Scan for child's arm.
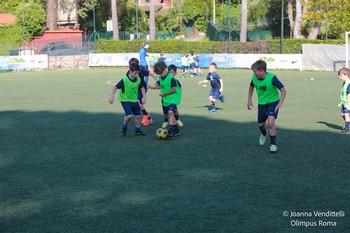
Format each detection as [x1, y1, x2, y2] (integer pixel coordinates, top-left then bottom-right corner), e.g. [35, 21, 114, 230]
[160, 87, 176, 97]
[275, 87, 287, 111]
[109, 86, 117, 104]
[149, 72, 159, 82]
[148, 81, 160, 90]
[219, 79, 224, 93]
[140, 87, 146, 104]
[198, 79, 208, 85]
[247, 85, 254, 110]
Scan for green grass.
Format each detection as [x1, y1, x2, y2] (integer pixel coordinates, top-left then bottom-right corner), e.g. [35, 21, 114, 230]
[0, 68, 349, 233]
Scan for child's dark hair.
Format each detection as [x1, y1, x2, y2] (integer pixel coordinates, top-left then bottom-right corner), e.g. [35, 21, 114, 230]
[154, 61, 167, 75]
[168, 64, 177, 73]
[129, 57, 139, 66]
[251, 60, 267, 72]
[129, 62, 140, 72]
[209, 63, 217, 68]
[338, 67, 350, 76]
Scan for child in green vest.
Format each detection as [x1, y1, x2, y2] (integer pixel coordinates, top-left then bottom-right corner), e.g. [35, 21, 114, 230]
[109, 63, 146, 136]
[337, 67, 350, 133]
[247, 60, 287, 153]
[150, 61, 182, 137]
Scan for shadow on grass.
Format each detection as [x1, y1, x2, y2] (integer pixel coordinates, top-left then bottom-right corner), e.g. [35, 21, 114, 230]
[0, 110, 349, 233]
[317, 121, 343, 130]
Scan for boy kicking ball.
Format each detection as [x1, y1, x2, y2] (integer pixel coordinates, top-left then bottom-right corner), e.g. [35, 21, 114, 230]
[247, 60, 286, 153]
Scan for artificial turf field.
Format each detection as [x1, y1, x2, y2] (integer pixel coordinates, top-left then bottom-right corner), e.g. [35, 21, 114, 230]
[0, 68, 349, 233]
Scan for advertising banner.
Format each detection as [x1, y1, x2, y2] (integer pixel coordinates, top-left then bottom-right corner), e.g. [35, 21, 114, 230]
[0, 55, 48, 70]
[88, 53, 302, 70]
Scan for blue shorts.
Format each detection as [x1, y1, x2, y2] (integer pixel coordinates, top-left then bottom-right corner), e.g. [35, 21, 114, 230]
[181, 66, 188, 71]
[163, 103, 178, 113]
[257, 101, 279, 124]
[121, 102, 141, 116]
[210, 89, 221, 101]
[140, 65, 150, 77]
[189, 63, 196, 69]
[341, 105, 350, 114]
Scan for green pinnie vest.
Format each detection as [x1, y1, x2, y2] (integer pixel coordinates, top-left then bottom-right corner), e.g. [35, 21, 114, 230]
[159, 73, 181, 107]
[252, 72, 280, 105]
[339, 79, 350, 110]
[118, 75, 141, 102]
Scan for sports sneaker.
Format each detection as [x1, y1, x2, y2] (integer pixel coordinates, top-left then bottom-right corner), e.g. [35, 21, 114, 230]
[341, 127, 350, 133]
[143, 117, 153, 126]
[208, 106, 216, 112]
[134, 130, 146, 136]
[259, 133, 267, 146]
[141, 115, 149, 125]
[270, 145, 278, 153]
[167, 129, 174, 138]
[176, 119, 184, 127]
[174, 128, 181, 137]
[162, 121, 168, 129]
[120, 127, 127, 137]
[220, 94, 225, 103]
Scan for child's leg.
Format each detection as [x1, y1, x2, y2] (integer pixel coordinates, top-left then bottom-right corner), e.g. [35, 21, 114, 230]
[135, 114, 142, 128]
[343, 112, 350, 130]
[267, 115, 277, 145]
[175, 110, 183, 127]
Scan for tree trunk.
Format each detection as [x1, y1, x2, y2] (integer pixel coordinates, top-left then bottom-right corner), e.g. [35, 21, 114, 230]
[111, 0, 119, 40]
[149, 0, 156, 40]
[287, 0, 294, 39]
[47, 0, 58, 30]
[307, 22, 322, 39]
[240, 0, 248, 42]
[293, 0, 302, 38]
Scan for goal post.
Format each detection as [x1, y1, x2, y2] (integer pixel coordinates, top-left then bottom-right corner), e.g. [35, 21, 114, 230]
[346, 32, 350, 68]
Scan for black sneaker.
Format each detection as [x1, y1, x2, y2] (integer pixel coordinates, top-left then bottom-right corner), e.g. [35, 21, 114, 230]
[341, 128, 350, 133]
[174, 128, 181, 137]
[135, 130, 146, 136]
[167, 129, 174, 137]
[120, 127, 127, 137]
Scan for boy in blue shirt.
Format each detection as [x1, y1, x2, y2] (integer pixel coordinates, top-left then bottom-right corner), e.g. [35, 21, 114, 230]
[109, 63, 146, 136]
[198, 63, 225, 112]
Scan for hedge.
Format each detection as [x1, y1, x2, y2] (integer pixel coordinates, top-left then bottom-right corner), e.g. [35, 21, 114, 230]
[97, 38, 345, 54]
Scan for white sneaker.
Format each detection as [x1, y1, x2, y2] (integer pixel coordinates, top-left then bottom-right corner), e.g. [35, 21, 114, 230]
[259, 133, 267, 146]
[270, 145, 278, 153]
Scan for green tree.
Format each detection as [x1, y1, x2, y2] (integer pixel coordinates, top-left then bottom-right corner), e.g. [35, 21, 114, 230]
[182, 0, 211, 32]
[14, 1, 46, 40]
[303, 0, 350, 39]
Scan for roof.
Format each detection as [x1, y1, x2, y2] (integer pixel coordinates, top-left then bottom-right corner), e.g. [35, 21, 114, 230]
[0, 13, 16, 27]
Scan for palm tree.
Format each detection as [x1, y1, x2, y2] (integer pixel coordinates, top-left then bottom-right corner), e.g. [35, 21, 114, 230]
[47, 0, 58, 30]
[149, 0, 156, 40]
[111, 0, 119, 40]
[240, 0, 248, 42]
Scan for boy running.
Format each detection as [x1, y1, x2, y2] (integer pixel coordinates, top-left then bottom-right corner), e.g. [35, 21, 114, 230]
[109, 63, 146, 137]
[247, 60, 286, 153]
[198, 63, 225, 112]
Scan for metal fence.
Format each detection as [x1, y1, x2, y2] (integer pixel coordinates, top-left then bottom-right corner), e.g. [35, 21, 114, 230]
[206, 20, 272, 42]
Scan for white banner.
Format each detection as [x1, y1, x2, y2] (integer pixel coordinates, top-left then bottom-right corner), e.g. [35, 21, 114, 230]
[88, 53, 302, 70]
[0, 55, 48, 70]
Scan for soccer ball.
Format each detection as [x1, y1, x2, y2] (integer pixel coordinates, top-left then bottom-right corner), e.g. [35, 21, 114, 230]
[156, 128, 168, 139]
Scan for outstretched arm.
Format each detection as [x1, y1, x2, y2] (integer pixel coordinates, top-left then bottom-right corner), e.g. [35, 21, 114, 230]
[198, 79, 209, 85]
